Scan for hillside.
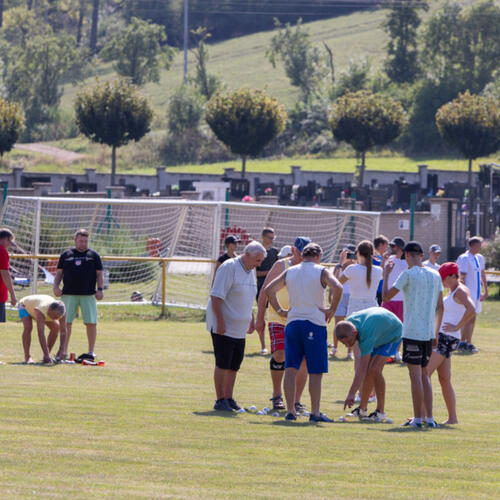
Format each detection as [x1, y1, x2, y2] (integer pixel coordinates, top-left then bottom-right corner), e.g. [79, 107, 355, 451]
[61, 9, 389, 113]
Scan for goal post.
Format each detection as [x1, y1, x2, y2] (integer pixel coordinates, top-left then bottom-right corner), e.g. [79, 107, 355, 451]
[1, 196, 380, 310]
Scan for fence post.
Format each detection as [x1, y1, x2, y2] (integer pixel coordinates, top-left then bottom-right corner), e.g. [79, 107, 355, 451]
[161, 259, 166, 317]
[32, 198, 42, 294]
[410, 193, 416, 241]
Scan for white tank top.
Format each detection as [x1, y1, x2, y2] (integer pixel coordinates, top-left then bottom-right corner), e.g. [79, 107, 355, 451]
[439, 287, 466, 339]
[285, 262, 326, 327]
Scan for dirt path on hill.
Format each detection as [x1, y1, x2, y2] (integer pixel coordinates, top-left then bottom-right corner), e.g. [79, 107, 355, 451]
[15, 143, 86, 163]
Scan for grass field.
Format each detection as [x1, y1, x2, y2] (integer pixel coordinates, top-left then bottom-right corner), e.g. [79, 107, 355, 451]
[1, 301, 499, 498]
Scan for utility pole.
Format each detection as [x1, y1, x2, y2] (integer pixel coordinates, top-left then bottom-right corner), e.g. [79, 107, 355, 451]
[183, 0, 188, 83]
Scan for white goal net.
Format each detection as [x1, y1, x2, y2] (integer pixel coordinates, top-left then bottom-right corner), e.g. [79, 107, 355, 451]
[1, 197, 380, 309]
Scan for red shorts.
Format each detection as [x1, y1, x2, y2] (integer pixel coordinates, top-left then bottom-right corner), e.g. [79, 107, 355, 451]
[381, 300, 404, 323]
[269, 322, 285, 353]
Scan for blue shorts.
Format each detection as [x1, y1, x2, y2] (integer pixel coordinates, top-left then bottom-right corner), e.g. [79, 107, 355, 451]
[19, 307, 30, 320]
[285, 320, 328, 374]
[372, 341, 399, 357]
[335, 293, 349, 317]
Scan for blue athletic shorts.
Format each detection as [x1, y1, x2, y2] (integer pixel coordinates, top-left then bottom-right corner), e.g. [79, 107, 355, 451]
[372, 341, 399, 358]
[285, 320, 328, 374]
[19, 307, 30, 320]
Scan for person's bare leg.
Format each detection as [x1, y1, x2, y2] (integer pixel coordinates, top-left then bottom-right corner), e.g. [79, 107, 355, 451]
[284, 367, 298, 415]
[362, 356, 386, 413]
[295, 358, 307, 404]
[22, 317, 33, 363]
[214, 366, 226, 400]
[47, 320, 59, 352]
[332, 317, 344, 354]
[309, 373, 323, 416]
[65, 323, 73, 354]
[407, 364, 424, 419]
[422, 369, 433, 421]
[223, 369, 238, 399]
[257, 329, 266, 351]
[437, 358, 458, 424]
[85, 323, 97, 353]
[271, 350, 285, 398]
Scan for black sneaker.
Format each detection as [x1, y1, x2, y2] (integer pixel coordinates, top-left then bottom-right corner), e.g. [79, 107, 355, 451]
[309, 413, 334, 423]
[213, 398, 234, 411]
[270, 395, 285, 410]
[294, 401, 307, 414]
[227, 398, 242, 411]
[466, 343, 478, 354]
[76, 352, 95, 364]
[285, 412, 297, 421]
[457, 342, 467, 352]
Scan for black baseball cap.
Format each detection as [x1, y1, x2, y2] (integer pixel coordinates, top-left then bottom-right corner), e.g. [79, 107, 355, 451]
[389, 237, 405, 249]
[224, 235, 240, 245]
[404, 241, 424, 254]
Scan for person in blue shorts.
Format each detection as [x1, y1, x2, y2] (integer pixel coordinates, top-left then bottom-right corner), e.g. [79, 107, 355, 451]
[335, 307, 403, 422]
[266, 243, 342, 423]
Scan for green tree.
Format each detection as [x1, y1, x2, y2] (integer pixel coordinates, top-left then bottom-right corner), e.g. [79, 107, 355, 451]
[383, 0, 427, 84]
[1, 32, 85, 135]
[266, 18, 326, 103]
[189, 27, 224, 100]
[329, 90, 408, 186]
[101, 17, 174, 85]
[167, 85, 205, 135]
[206, 89, 287, 178]
[75, 79, 154, 185]
[421, 1, 500, 93]
[436, 91, 500, 189]
[332, 58, 372, 99]
[0, 98, 24, 156]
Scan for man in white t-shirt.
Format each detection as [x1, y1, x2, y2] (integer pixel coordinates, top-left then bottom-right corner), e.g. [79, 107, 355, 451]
[207, 241, 267, 412]
[423, 244, 441, 272]
[383, 241, 444, 428]
[456, 236, 488, 353]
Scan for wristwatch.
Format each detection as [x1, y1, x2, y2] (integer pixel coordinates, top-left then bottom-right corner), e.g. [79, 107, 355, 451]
[97, 287, 103, 291]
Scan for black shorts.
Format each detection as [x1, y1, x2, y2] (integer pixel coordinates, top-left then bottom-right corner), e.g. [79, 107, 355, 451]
[402, 338, 433, 367]
[0, 302, 5, 322]
[211, 332, 245, 371]
[435, 333, 460, 359]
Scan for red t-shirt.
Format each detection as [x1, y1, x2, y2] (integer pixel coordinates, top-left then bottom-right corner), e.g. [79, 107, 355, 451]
[0, 245, 9, 303]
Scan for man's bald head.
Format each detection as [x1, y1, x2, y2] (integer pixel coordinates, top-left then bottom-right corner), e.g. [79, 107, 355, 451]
[335, 321, 357, 346]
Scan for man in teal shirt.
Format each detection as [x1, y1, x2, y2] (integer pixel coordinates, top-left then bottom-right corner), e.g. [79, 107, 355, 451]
[335, 307, 402, 422]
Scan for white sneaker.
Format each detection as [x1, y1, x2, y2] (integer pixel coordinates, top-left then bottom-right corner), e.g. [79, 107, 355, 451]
[347, 352, 354, 360]
[368, 409, 387, 422]
[349, 406, 368, 419]
[329, 347, 337, 357]
[368, 394, 377, 403]
[395, 352, 402, 362]
[355, 393, 361, 402]
[261, 348, 268, 355]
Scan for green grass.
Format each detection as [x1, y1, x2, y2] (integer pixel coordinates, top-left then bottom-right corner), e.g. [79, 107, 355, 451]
[0, 301, 499, 498]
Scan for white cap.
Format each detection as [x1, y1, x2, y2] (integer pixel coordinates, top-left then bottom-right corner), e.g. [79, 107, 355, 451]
[278, 245, 292, 258]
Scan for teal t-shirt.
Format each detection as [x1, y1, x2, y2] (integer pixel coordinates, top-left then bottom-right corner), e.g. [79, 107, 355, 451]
[394, 266, 443, 341]
[348, 307, 403, 357]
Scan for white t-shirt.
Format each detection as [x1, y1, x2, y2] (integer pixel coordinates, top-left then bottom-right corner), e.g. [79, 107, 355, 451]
[343, 264, 382, 299]
[286, 261, 326, 327]
[386, 256, 408, 301]
[206, 257, 257, 339]
[457, 251, 485, 302]
[394, 266, 443, 341]
[423, 260, 440, 272]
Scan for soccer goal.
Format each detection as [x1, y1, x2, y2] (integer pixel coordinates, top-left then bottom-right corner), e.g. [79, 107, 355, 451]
[1, 196, 380, 309]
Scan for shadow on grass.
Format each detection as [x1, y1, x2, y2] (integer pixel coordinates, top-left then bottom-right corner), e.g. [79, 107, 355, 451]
[9, 361, 57, 368]
[245, 352, 270, 358]
[329, 357, 353, 363]
[368, 424, 457, 433]
[193, 411, 238, 418]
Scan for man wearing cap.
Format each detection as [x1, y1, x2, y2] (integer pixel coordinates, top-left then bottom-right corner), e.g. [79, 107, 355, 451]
[265, 243, 343, 423]
[424, 245, 442, 271]
[426, 262, 476, 424]
[383, 241, 444, 428]
[256, 237, 311, 413]
[456, 236, 488, 353]
[381, 237, 408, 324]
[207, 241, 267, 412]
[212, 234, 240, 285]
